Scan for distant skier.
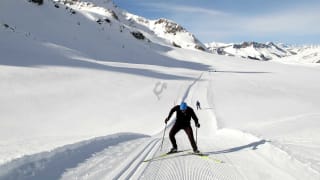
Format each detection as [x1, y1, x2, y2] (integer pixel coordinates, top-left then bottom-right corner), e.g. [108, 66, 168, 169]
[165, 102, 200, 153]
[196, 100, 201, 110]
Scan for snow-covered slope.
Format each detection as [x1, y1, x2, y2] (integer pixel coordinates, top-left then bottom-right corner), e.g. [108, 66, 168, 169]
[118, 10, 207, 51]
[206, 41, 320, 63]
[1, 0, 320, 179]
[278, 45, 320, 63]
[81, 0, 207, 52]
[206, 41, 293, 60]
[148, 18, 207, 51]
[0, 0, 211, 164]
[0, 0, 206, 57]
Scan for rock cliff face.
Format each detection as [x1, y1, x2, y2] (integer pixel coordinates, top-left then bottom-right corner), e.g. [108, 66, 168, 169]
[150, 18, 207, 51]
[154, 18, 186, 34]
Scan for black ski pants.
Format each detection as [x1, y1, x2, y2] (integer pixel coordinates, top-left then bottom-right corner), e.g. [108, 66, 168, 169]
[169, 123, 198, 151]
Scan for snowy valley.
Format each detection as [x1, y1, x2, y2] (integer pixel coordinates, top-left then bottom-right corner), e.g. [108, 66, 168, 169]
[0, 0, 320, 179]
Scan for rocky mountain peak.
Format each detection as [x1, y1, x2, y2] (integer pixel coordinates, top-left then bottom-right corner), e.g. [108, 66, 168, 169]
[154, 18, 186, 34]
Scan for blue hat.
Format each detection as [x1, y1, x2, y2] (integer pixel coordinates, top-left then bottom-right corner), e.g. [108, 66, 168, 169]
[180, 102, 187, 110]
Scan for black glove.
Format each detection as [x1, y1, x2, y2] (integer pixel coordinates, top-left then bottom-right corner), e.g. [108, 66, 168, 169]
[196, 123, 200, 128]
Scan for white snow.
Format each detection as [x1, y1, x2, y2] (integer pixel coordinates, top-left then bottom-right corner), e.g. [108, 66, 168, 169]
[206, 41, 293, 60]
[278, 46, 320, 63]
[1, 0, 320, 179]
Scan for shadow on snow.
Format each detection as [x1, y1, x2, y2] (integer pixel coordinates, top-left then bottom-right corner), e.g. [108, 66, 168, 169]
[0, 133, 148, 180]
[207, 139, 270, 155]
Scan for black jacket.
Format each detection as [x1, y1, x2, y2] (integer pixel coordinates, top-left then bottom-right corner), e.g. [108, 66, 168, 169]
[167, 105, 199, 126]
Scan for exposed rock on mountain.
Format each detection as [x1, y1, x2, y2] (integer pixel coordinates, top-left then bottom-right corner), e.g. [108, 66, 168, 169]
[206, 41, 294, 61]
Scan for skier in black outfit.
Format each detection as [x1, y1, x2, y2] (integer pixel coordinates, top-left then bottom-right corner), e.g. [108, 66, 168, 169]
[196, 100, 201, 110]
[165, 102, 200, 153]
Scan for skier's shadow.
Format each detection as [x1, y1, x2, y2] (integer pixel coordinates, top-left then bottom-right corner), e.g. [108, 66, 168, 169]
[206, 139, 270, 155]
[146, 140, 270, 162]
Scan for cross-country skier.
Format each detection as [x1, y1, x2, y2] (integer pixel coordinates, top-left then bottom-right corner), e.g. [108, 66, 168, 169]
[165, 102, 200, 153]
[196, 100, 201, 110]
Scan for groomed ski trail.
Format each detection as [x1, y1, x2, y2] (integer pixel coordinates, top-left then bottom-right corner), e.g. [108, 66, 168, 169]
[60, 71, 245, 180]
[131, 71, 318, 180]
[60, 71, 320, 179]
[2, 72, 319, 180]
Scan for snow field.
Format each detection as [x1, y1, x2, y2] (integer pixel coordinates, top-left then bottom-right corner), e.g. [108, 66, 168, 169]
[1, 0, 320, 179]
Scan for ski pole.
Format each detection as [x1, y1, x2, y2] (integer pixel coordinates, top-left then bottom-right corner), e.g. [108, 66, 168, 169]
[195, 126, 198, 146]
[160, 123, 167, 151]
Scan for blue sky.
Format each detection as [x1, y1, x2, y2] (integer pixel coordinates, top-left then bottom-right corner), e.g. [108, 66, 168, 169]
[113, 0, 320, 45]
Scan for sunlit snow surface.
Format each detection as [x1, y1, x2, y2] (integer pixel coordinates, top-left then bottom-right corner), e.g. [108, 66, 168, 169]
[0, 0, 319, 179]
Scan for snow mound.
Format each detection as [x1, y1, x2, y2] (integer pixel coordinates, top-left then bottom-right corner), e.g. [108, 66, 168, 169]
[0, 133, 147, 180]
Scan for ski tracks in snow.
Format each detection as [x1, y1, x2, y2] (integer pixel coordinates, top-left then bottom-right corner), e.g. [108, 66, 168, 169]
[62, 71, 244, 180]
[2, 71, 320, 179]
[139, 137, 241, 180]
[0, 133, 148, 180]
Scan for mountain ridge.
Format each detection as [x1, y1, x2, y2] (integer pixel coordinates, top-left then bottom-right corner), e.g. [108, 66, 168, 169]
[2, 0, 319, 63]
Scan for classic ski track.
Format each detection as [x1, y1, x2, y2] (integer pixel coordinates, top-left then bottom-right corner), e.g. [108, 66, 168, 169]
[57, 70, 318, 179]
[133, 71, 244, 180]
[58, 71, 310, 179]
[111, 138, 160, 179]
[138, 137, 242, 180]
[53, 71, 318, 179]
